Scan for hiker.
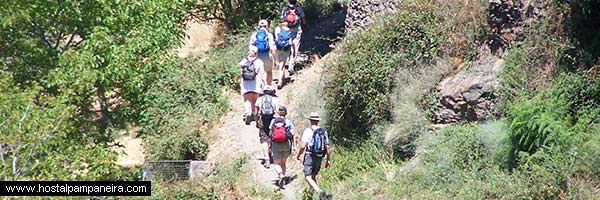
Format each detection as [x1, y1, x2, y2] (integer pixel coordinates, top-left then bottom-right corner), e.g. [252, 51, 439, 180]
[296, 112, 331, 199]
[273, 19, 295, 89]
[249, 19, 276, 86]
[255, 85, 278, 169]
[280, 0, 306, 67]
[239, 46, 264, 125]
[269, 106, 295, 187]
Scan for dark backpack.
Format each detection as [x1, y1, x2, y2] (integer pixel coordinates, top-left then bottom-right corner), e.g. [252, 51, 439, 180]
[285, 7, 300, 28]
[271, 117, 288, 142]
[276, 29, 292, 50]
[308, 127, 327, 157]
[260, 95, 275, 116]
[240, 58, 257, 80]
[254, 29, 270, 53]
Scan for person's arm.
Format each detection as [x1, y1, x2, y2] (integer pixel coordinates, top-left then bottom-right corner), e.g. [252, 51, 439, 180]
[325, 144, 331, 168]
[296, 141, 306, 161]
[249, 32, 256, 47]
[298, 7, 307, 25]
[255, 99, 261, 128]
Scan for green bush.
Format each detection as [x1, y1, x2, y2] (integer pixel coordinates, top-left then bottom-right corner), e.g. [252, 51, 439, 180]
[139, 59, 228, 160]
[323, 1, 444, 142]
[300, 0, 345, 20]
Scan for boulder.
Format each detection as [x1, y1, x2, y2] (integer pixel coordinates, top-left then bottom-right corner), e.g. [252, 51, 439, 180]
[434, 46, 503, 123]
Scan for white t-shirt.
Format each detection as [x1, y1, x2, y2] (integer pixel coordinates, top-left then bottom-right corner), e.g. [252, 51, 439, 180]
[301, 125, 329, 147]
[255, 95, 278, 114]
[239, 57, 263, 95]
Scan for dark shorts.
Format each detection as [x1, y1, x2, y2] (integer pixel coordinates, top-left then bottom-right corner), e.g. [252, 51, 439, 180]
[259, 128, 270, 143]
[258, 114, 273, 143]
[303, 153, 323, 175]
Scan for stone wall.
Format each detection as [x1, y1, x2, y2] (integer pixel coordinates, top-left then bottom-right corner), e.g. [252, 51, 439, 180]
[345, 0, 401, 33]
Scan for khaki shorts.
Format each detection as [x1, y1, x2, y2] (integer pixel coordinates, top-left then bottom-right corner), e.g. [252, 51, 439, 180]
[277, 49, 291, 62]
[258, 52, 273, 72]
[271, 141, 291, 160]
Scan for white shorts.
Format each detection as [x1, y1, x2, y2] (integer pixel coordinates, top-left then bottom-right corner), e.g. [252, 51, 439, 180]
[240, 79, 262, 96]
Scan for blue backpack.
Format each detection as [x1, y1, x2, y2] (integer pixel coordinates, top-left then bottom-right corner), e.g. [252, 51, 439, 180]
[308, 127, 327, 157]
[254, 29, 270, 53]
[276, 29, 292, 50]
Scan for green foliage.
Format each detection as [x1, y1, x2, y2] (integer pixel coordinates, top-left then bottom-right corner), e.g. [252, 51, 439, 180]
[0, 0, 192, 180]
[190, 0, 286, 31]
[199, 32, 251, 91]
[505, 73, 600, 170]
[323, 1, 445, 142]
[149, 155, 282, 199]
[139, 62, 228, 160]
[300, 0, 344, 20]
[1, 0, 190, 132]
[0, 74, 126, 180]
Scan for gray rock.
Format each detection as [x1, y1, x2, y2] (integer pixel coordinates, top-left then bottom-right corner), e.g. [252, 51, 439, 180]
[345, 0, 401, 34]
[189, 161, 213, 180]
[433, 46, 504, 123]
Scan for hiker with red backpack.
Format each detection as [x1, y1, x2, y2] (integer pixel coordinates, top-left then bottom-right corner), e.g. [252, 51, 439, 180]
[296, 112, 332, 199]
[273, 19, 296, 89]
[239, 46, 264, 125]
[249, 20, 276, 86]
[268, 106, 295, 188]
[280, 0, 306, 69]
[255, 85, 278, 169]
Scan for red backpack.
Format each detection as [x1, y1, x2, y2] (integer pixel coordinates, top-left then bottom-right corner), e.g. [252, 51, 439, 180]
[271, 116, 288, 142]
[285, 7, 299, 27]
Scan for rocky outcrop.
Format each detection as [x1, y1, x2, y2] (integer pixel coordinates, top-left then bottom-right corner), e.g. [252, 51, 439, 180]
[345, 0, 401, 33]
[432, 0, 544, 123]
[433, 46, 503, 124]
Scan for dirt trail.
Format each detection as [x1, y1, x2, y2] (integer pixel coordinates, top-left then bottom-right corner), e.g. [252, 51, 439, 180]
[207, 10, 346, 200]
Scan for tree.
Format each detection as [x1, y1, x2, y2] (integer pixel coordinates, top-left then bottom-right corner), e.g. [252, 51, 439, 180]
[190, 0, 285, 30]
[1, 0, 190, 137]
[0, 0, 193, 180]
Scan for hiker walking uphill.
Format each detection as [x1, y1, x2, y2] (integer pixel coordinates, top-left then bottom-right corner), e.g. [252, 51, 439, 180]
[274, 19, 296, 89]
[255, 85, 278, 169]
[268, 106, 295, 188]
[296, 112, 332, 199]
[239, 46, 264, 125]
[280, 0, 306, 67]
[249, 20, 276, 87]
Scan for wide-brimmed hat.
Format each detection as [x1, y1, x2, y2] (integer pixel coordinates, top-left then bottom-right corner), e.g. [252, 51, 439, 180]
[307, 112, 321, 121]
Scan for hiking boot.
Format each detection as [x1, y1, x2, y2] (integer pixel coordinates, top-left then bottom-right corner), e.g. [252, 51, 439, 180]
[243, 112, 251, 125]
[317, 190, 327, 200]
[277, 174, 285, 188]
[245, 113, 253, 125]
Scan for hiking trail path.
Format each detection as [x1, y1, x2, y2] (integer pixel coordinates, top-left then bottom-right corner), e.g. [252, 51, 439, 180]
[207, 10, 346, 200]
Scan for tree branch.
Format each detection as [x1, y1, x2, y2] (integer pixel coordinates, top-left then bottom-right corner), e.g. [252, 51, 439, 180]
[17, 104, 31, 130]
[62, 27, 79, 51]
[14, 109, 68, 180]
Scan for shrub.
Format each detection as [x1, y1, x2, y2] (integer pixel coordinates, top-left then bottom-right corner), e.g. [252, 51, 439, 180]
[323, 1, 444, 142]
[139, 60, 228, 160]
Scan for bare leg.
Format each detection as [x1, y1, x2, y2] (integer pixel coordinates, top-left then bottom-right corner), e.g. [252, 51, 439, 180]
[261, 141, 270, 160]
[246, 93, 259, 117]
[304, 175, 321, 192]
